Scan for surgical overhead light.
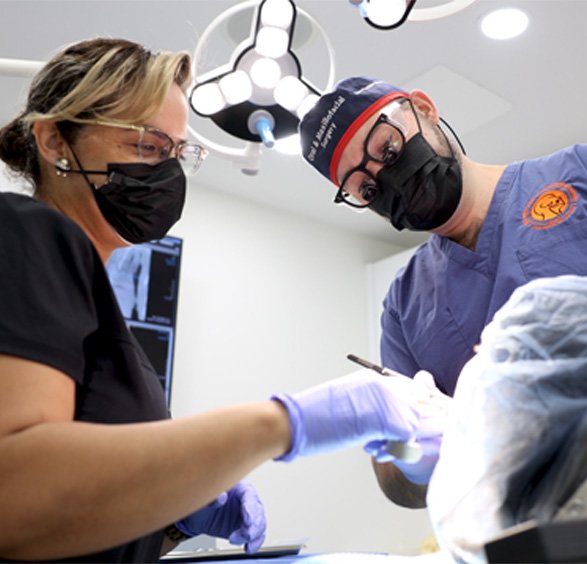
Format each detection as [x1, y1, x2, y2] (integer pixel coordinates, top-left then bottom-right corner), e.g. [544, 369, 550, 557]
[189, 0, 334, 175]
[349, 0, 478, 30]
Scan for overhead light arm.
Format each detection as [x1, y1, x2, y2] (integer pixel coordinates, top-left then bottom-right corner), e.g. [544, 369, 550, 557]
[0, 58, 44, 77]
[408, 0, 478, 21]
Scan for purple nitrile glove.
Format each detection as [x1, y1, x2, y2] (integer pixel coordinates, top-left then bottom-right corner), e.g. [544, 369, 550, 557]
[175, 482, 266, 554]
[365, 435, 443, 484]
[272, 369, 427, 461]
[364, 370, 450, 484]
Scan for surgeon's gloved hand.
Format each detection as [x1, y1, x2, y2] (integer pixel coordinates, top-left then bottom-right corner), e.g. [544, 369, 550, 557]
[272, 368, 441, 461]
[366, 435, 443, 485]
[364, 371, 451, 484]
[175, 482, 266, 554]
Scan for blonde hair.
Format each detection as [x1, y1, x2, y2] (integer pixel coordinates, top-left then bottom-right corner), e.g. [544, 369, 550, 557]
[0, 37, 192, 186]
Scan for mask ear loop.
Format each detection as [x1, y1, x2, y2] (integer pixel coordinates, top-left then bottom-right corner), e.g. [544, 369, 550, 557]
[439, 116, 467, 156]
[406, 97, 466, 157]
[63, 141, 110, 190]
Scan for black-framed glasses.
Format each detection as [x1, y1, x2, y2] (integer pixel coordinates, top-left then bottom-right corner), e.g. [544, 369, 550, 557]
[83, 119, 208, 174]
[334, 113, 406, 209]
[334, 114, 406, 208]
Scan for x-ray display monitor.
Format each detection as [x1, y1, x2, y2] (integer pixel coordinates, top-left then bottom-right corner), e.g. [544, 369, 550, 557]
[106, 235, 182, 405]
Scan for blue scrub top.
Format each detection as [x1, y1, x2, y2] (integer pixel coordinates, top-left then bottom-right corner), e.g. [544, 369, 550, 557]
[380, 144, 587, 395]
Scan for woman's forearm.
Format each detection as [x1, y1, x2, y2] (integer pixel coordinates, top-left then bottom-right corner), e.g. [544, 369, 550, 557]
[0, 400, 290, 560]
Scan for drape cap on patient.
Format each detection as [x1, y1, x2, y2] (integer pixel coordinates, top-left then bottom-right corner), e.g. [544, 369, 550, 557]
[299, 76, 408, 185]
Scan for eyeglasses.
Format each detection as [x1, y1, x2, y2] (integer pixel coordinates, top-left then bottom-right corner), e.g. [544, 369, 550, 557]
[82, 119, 208, 174]
[334, 112, 407, 209]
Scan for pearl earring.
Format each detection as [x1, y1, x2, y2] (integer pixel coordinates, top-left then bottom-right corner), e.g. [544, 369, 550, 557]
[55, 157, 71, 177]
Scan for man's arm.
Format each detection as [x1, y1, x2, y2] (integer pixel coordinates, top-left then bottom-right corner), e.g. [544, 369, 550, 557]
[371, 459, 427, 508]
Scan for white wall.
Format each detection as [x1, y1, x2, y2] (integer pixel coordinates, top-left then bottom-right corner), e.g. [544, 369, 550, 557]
[0, 162, 28, 194]
[170, 183, 434, 555]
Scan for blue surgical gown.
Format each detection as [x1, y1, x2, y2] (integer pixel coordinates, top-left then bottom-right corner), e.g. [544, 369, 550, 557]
[380, 144, 587, 395]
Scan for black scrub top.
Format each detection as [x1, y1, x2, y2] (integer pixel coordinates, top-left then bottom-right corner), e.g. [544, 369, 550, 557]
[0, 192, 169, 563]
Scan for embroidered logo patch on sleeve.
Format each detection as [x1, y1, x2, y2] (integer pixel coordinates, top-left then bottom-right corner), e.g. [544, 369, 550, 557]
[522, 182, 578, 230]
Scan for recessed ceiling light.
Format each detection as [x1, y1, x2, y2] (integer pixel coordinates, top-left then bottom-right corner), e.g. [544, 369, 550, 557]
[481, 7, 529, 40]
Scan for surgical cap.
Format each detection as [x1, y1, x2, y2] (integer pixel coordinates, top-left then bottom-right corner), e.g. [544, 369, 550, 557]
[298, 76, 407, 185]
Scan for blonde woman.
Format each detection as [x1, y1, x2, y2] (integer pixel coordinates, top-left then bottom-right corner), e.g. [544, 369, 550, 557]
[0, 38, 445, 563]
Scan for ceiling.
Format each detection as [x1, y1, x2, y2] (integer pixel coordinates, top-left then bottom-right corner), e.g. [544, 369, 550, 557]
[1, 0, 585, 249]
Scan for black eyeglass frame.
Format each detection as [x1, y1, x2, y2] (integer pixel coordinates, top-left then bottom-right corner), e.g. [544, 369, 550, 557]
[332, 97, 466, 210]
[334, 112, 407, 209]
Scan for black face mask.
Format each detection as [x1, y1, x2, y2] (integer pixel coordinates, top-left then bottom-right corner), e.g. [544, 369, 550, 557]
[70, 157, 186, 244]
[369, 133, 462, 232]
